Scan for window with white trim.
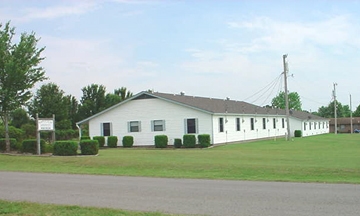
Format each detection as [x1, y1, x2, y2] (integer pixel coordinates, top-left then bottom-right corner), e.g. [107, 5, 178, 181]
[102, 122, 111, 136]
[219, 117, 224, 132]
[152, 120, 165, 132]
[128, 121, 141, 132]
[250, 118, 255, 130]
[282, 118, 285, 128]
[236, 118, 241, 131]
[273, 118, 276, 129]
[185, 118, 198, 134]
[262, 118, 266, 129]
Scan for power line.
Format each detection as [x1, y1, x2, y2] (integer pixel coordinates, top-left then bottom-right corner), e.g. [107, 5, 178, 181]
[243, 73, 282, 103]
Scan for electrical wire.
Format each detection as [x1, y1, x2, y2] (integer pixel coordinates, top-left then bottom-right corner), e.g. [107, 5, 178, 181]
[243, 73, 282, 103]
[249, 74, 282, 105]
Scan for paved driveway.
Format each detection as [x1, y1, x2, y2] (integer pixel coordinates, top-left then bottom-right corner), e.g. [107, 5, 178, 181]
[0, 171, 359, 216]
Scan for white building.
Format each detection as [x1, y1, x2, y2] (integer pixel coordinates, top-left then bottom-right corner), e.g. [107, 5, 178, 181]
[76, 91, 329, 146]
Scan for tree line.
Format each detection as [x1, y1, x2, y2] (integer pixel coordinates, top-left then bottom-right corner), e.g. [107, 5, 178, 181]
[270, 91, 359, 118]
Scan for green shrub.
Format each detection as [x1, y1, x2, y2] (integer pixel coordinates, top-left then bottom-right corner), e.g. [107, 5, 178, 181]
[122, 136, 134, 148]
[183, 134, 196, 148]
[22, 139, 46, 154]
[20, 123, 36, 139]
[80, 140, 99, 155]
[174, 138, 182, 148]
[0, 138, 17, 152]
[0, 126, 25, 144]
[93, 136, 105, 147]
[154, 135, 168, 148]
[56, 129, 78, 141]
[295, 130, 302, 137]
[53, 141, 78, 156]
[198, 134, 211, 148]
[80, 136, 90, 140]
[107, 136, 118, 148]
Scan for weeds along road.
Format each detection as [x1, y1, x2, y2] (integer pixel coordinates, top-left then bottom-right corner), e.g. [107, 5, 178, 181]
[0, 171, 359, 216]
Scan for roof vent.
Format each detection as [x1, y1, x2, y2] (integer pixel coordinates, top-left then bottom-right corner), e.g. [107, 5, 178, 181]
[180, 91, 185, 96]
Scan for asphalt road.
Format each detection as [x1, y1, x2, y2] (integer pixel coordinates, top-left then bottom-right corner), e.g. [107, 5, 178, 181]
[0, 171, 359, 216]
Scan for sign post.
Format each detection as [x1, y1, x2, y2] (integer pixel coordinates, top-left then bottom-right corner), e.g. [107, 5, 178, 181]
[36, 114, 55, 155]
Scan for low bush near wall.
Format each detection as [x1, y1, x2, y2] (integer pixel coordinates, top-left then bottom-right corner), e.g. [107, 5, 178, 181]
[154, 135, 168, 148]
[198, 134, 211, 148]
[183, 134, 196, 148]
[22, 139, 45, 154]
[80, 140, 99, 155]
[122, 136, 134, 148]
[80, 136, 90, 140]
[174, 138, 182, 148]
[295, 130, 302, 137]
[107, 136, 118, 148]
[93, 136, 105, 147]
[0, 138, 17, 152]
[53, 141, 78, 156]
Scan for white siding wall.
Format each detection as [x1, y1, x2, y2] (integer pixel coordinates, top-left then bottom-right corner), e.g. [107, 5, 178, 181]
[88, 98, 213, 146]
[212, 115, 288, 144]
[302, 120, 329, 137]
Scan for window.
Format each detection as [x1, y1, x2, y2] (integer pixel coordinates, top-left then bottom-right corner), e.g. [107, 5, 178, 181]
[102, 122, 111, 136]
[314, 122, 317, 129]
[282, 118, 285, 128]
[309, 122, 312, 130]
[185, 118, 197, 134]
[250, 118, 255, 130]
[236, 118, 241, 131]
[304, 122, 307, 131]
[219, 118, 224, 132]
[262, 118, 266, 129]
[128, 121, 141, 132]
[152, 120, 165, 131]
[323, 122, 325, 129]
[273, 118, 276, 129]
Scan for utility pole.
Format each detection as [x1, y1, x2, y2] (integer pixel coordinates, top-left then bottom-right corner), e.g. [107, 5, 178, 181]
[350, 94, 353, 134]
[333, 83, 337, 135]
[283, 54, 291, 141]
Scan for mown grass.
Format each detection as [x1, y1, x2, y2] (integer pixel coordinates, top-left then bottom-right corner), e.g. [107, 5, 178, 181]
[0, 200, 181, 216]
[0, 134, 359, 183]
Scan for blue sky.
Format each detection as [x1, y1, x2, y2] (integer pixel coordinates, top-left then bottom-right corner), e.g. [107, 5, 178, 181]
[1, 0, 359, 112]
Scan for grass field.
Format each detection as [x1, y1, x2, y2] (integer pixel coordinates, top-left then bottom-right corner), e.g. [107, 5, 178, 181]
[0, 200, 181, 216]
[1, 134, 359, 183]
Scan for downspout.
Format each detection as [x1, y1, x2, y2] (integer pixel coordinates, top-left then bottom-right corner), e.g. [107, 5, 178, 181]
[76, 123, 82, 141]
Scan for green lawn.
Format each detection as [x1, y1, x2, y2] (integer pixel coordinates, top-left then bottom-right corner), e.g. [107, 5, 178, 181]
[1, 134, 359, 183]
[0, 200, 181, 216]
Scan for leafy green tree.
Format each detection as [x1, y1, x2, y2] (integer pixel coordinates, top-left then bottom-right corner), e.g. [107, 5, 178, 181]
[10, 108, 30, 128]
[28, 83, 70, 129]
[78, 84, 107, 120]
[317, 100, 346, 118]
[352, 104, 360, 117]
[114, 87, 133, 101]
[105, 93, 121, 109]
[0, 21, 47, 152]
[104, 87, 133, 109]
[64, 95, 79, 129]
[271, 91, 302, 111]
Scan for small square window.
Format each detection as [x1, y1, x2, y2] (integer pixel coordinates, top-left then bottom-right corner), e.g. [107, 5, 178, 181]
[152, 120, 165, 131]
[129, 121, 140, 132]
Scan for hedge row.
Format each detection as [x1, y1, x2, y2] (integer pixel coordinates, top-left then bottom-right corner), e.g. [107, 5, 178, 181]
[0, 138, 17, 152]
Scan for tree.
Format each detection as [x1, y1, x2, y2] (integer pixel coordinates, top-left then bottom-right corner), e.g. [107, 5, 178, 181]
[64, 95, 79, 129]
[28, 83, 70, 129]
[10, 108, 30, 128]
[114, 87, 133, 101]
[0, 21, 47, 152]
[104, 87, 133, 109]
[353, 104, 360, 117]
[317, 100, 346, 118]
[78, 84, 107, 120]
[271, 91, 302, 111]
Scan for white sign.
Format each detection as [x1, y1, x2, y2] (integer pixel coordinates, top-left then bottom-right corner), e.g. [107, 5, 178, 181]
[38, 119, 54, 131]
